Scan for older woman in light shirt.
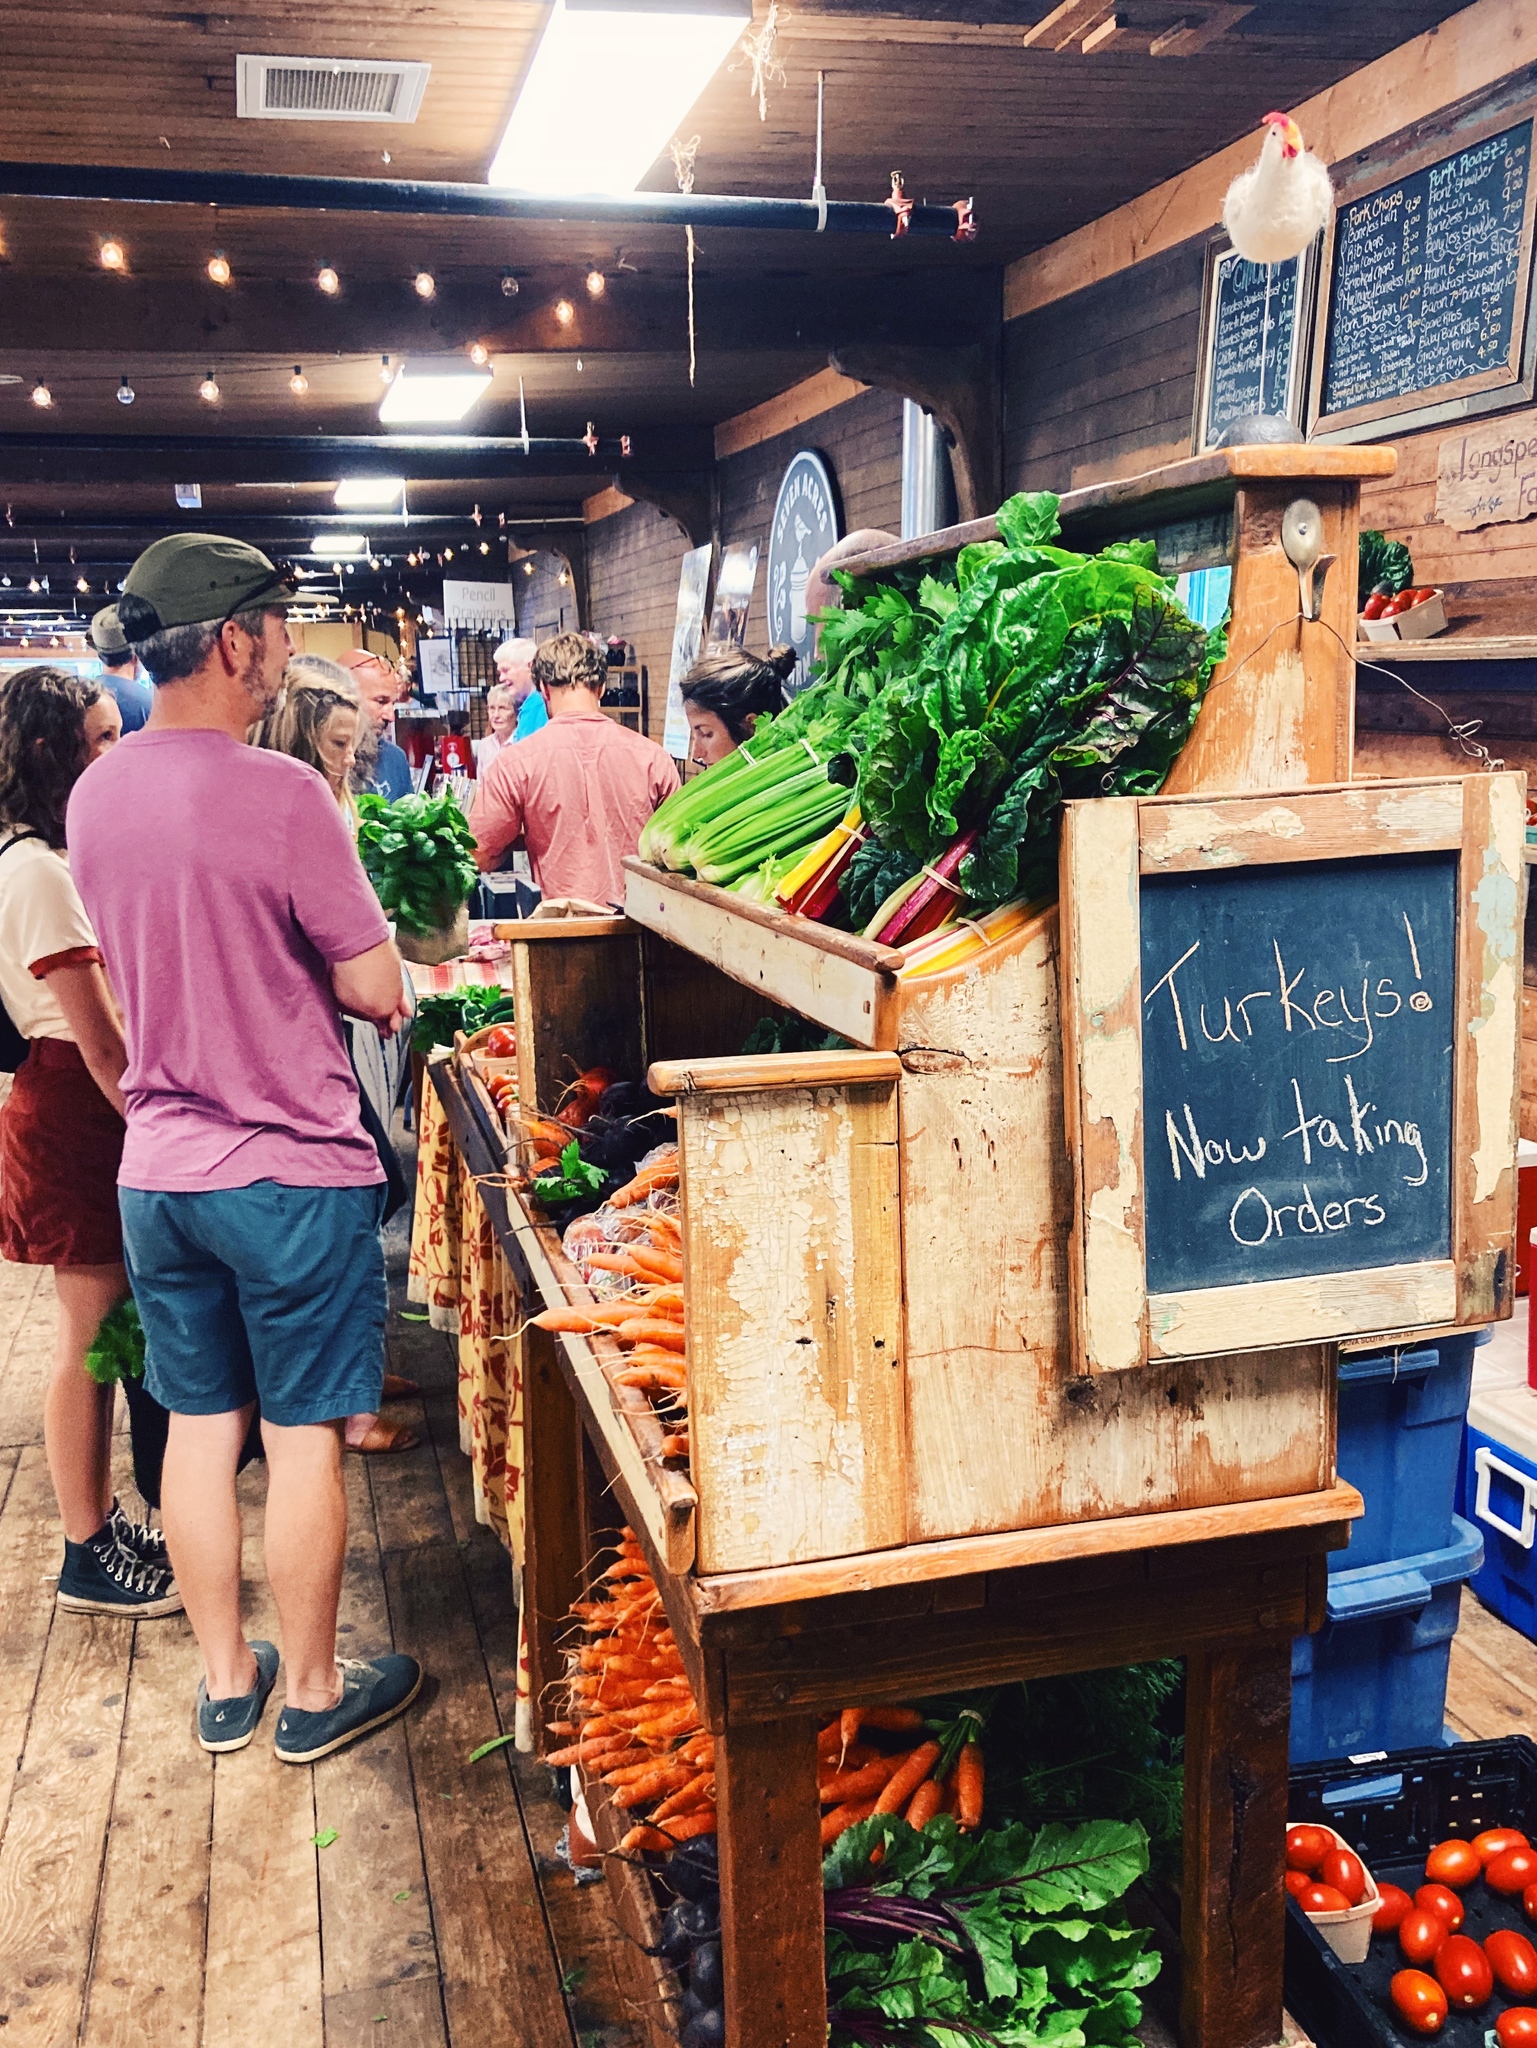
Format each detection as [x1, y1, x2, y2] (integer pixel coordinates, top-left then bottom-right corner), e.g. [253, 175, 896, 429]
[473, 685, 518, 777]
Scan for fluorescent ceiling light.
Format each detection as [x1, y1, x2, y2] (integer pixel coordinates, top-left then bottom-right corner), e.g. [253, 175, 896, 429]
[311, 534, 368, 556]
[487, 0, 747, 197]
[334, 476, 405, 508]
[379, 356, 493, 425]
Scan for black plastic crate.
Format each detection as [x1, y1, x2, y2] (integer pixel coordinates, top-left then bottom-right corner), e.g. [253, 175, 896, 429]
[1286, 1737, 1537, 2046]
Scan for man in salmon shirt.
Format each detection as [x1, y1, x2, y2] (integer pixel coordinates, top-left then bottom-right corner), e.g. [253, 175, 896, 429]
[469, 631, 678, 909]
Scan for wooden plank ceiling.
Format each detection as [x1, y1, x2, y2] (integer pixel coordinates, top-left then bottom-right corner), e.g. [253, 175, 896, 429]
[0, 0, 1473, 603]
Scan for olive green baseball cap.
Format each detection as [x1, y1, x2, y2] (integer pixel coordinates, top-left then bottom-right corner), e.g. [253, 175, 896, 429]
[89, 603, 130, 658]
[119, 532, 297, 639]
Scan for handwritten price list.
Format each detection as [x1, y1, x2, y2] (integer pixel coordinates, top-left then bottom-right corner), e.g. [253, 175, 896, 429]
[1204, 249, 1301, 444]
[1321, 119, 1531, 417]
[1140, 854, 1455, 1294]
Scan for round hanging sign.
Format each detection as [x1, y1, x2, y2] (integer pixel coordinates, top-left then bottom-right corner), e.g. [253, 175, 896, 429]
[765, 449, 840, 695]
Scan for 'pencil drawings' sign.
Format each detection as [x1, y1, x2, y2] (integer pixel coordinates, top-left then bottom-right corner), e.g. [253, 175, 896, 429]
[1139, 855, 1455, 1293]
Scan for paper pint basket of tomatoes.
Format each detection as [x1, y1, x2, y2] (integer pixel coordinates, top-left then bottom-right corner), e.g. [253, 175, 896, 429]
[1360, 588, 1447, 642]
[1288, 1819, 1383, 1964]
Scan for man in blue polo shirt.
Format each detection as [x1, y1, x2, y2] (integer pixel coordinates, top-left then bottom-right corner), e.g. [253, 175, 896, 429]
[91, 605, 154, 733]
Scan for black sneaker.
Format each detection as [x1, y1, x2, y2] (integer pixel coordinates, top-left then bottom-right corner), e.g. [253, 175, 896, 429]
[197, 1641, 280, 1753]
[108, 1496, 169, 1570]
[57, 1528, 183, 1617]
[274, 1654, 423, 1764]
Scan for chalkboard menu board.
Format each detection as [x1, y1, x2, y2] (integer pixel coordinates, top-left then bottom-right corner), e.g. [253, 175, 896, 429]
[1317, 117, 1535, 432]
[1139, 854, 1455, 1293]
[1196, 244, 1312, 449]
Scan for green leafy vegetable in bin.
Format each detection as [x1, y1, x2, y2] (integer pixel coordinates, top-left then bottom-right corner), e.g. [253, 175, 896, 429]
[357, 790, 479, 935]
[410, 985, 514, 1055]
[1358, 528, 1415, 598]
[532, 1140, 608, 1207]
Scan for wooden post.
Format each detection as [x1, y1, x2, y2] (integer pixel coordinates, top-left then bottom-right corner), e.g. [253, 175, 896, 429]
[522, 1323, 589, 1753]
[1180, 1639, 1294, 2048]
[716, 1716, 826, 2048]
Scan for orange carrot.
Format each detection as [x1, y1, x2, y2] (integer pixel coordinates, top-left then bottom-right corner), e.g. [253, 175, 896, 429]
[619, 1824, 672, 1854]
[652, 1773, 716, 1822]
[905, 1779, 944, 1831]
[584, 1252, 654, 1278]
[655, 1810, 716, 1843]
[821, 1798, 878, 1847]
[544, 1732, 634, 1767]
[873, 1742, 941, 1816]
[628, 1247, 684, 1282]
[840, 1707, 866, 1754]
[612, 1764, 695, 1809]
[615, 1366, 688, 1391]
[659, 1434, 690, 1460]
[955, 1742, 984, 1830]
[817, 1718, 846, 1758]
[618, 1321, 687, 1353]
[633, 1705, 701, 1741]
[861, 1707, 925, 1734]
[819, 1756, 903, 1806]
[532, 1308, 602, 1334]
[604, 1755, 674, 1786]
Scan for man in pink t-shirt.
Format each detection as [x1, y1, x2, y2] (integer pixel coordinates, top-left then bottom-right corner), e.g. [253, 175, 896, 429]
[68, 533, 424, 1765]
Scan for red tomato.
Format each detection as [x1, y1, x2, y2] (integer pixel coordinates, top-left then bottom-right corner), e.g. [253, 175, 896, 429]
[1374, 1883, 1414, 1934]
[1497, 2010, 1537, 2047]
[1488, 1847, 1537, 1896]
[1390, 1968, 1449, 2035]
[1286, 1824, 1332, 1873]
[1435, 1934, 1493, 2010]
[1474, 1828, 1531, 1865]
[1415, 1884, 1464, 1932]
[1321, 1848, 1368, 1905]
[1425, 1839, 1482, 1890]
[1300, 1883, 1352, 1914]
[484, 1025, 517, 1059]
[1524, 1881, 1537, 1926]
[1411, 587, 1437, 605]
[1400, 1908, 1450, 1966]
[1487, 1929, 1537, 1997]
[1285, 1869, 1312, 1899]
[1363, 593, 1388, 620]
[1384, 592, 1415, 616]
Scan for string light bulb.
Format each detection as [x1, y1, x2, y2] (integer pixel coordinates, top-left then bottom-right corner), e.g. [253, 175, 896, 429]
[379, 354, 394, 384]
[316, 264, 340, 296]
[30, 379, 51, 409]
[27, 577, 39, 593]
[443, 547, 454, 560]
[413, 270, 436, 300]
[479, 540, 490, 554]
[199, 369, 220, 403]
[469, 342, 490, 367]
[99, 239, 126, 272]
[585, 269, 606, 299]
[76, 575, 88, 593]
[207, 252, 232, 286]
[557, 567, 571, 587]
[116, 374, 135, 406]
[553, 298, 575, 327]
[289, 365, 309, 395]
[500, 271, 519, 297]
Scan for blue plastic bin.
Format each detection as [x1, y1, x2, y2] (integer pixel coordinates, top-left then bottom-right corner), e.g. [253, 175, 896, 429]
[1290, 1514, 1483, 1763]
[1464, 1384, 1537, 1641]
[1335, 1334, 1477, 1570]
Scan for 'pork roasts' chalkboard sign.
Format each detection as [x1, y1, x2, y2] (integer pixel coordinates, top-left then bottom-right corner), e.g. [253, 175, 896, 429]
[1139, 854, 1455, 1292]
[1316, 116, 1535, 434]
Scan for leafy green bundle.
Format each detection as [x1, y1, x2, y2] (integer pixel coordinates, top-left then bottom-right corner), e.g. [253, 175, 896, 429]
[824, 1814, 1159, 2048]
[357, 791, 479, 935]
[410, 984, 515, 1054]
[849, 492, 1226, 916]
[1358, 528, 1414, 598]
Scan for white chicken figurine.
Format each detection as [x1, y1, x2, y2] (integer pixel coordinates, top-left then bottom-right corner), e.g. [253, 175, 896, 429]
[1222, 111, 1333, 264]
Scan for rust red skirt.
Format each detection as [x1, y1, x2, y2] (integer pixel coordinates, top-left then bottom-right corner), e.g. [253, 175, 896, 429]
[0, 1037, 125, 1268]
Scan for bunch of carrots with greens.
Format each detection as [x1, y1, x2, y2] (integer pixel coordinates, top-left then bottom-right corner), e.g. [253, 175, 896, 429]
[820, 1706, 985, 1849]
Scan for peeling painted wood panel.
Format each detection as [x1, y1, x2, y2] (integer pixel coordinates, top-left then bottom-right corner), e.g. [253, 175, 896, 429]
[1148, 1260, 1458, 1356]
[1139, 778, 1465, 872]
[1454, 769, 1525, 1322]
[1061, 799, 1146, 1375]
[681, 1079, 905, 1573]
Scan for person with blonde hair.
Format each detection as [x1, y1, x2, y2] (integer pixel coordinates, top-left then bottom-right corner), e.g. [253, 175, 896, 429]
[255, 671, 362, 833]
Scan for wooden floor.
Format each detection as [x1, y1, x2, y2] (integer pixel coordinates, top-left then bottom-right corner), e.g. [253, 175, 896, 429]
[0, 1258, 653, 2048]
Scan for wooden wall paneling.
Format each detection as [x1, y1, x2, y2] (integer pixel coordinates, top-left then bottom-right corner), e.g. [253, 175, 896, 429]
[519, 931, 645, 1120]
[637, 925, 794, 1069]
[581, 499, 694, 745]
[1452, 769, 1525, 1322]
[677, 1071, 907, 1573]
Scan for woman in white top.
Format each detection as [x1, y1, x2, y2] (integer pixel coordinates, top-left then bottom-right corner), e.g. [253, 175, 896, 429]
[0, 665, 180, 1615]
[473, 684, 519, 776]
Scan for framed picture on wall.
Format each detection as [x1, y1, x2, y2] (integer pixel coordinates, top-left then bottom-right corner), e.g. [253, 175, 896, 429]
[1193, 233, 1320, 451]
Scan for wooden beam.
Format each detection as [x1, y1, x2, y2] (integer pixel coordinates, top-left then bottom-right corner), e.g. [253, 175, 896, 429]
[781, 11, 1028, 44]
[713, 368, 868, 461]
[829, 340, 1001, 523]
[1021, 0, 1115, 51]
[716, 1719, 827, 2048]
[1150, 4, 1252, 56]
[1005, 0, 1534, 319]
[1082, 15, 1142, 54]
[582, 485, 634, 523]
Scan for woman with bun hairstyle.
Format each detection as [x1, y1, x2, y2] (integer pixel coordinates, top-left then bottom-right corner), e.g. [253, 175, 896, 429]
[679, 643, 795, 769]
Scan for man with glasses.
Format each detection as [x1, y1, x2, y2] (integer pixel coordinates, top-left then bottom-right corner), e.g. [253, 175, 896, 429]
[67, 534, 423, 1763]
[335, 646, 414, 800]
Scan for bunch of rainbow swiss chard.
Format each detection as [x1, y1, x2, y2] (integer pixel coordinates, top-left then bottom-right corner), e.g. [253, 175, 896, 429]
[638, 491, 1227, 975]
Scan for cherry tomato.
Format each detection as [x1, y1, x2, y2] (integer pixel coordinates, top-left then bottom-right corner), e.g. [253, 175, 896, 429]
[1489, 1847, 1537, 1896]
[1300, 1883, 1352, 1914]
[1425, 1839, 1482, 1890]
[1390, 1968, 1449, 2035]
[1285, 1869, 1312, 1899]
[1321, 1847, 1368, 1905]
[1400, 1908, 1450, 1966]
[1435, 1933, 1494, 2010]
[1474, 1828, 1531, 1865]
[1374, 1883, 1414, 1934]
[1415, 1883, 1464, 1932]
[1286, 1824, 1332, 1873]
[1487, 1928, 1537, 1997]
[1497, 2010, 1537, 2047]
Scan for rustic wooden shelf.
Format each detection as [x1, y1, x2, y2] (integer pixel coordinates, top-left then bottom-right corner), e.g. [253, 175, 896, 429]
[1357, 635, 1537, 662]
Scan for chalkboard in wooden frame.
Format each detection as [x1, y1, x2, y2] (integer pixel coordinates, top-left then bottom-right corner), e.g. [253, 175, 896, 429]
[1310, 100, 1537, 441]
[1193, 233, 1318, 452]
[1060, 774, 1524, 1373]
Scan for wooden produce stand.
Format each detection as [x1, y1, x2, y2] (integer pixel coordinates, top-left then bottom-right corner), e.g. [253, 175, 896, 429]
[432, 446, 1524, 2048]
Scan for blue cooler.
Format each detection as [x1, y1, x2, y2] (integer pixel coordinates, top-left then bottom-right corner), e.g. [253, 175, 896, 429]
[1335, 1335, 1478, 1569]
[1290, 1515, 1483, 1763]
[1464, 1383, 1537, 1640]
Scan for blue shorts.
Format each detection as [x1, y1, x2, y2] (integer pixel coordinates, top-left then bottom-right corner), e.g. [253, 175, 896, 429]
[120, 1181, 387, 1427]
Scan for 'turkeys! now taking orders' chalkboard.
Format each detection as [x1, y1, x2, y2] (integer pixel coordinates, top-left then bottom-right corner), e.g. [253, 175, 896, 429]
[1060, 777, 1524, 1373]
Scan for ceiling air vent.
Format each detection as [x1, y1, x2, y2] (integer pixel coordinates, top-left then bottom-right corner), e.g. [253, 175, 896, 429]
[235, 54, 431, 123]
